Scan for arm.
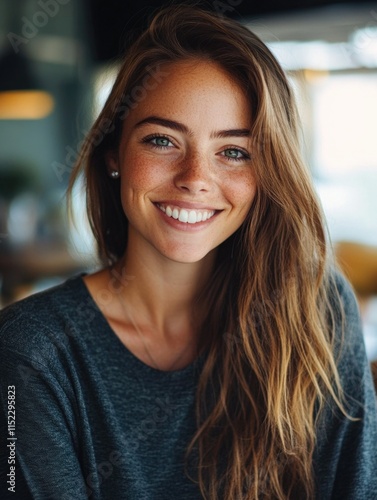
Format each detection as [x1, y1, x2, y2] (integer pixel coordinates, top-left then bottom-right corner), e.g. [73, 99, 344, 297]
[0, 319, 90, 500]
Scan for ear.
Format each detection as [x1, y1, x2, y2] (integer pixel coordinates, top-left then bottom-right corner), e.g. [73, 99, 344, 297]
[105, 150, 120, 178]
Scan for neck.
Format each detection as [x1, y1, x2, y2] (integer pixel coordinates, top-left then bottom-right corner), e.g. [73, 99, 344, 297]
[111, 238, 216, 344]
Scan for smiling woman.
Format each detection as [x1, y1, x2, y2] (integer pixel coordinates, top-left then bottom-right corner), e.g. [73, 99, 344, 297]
[104, 59, 256, 265]
[1, 4, 377, 500]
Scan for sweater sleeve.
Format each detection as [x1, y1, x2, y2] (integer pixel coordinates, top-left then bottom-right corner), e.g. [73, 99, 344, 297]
[314, 272, 377, 500]
[0, 317, 89, 500]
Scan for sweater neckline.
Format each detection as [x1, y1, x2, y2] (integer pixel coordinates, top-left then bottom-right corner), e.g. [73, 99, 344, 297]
[74, 275, 208, 380]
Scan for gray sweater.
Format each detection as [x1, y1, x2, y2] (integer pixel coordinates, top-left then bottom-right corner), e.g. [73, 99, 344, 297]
[0, 273, 376, 499]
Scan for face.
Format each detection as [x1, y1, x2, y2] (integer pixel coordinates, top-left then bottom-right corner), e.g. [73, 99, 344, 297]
[108, 59, 257, 264]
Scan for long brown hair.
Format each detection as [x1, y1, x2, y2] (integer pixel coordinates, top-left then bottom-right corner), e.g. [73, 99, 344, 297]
[68, 5, 347, 498]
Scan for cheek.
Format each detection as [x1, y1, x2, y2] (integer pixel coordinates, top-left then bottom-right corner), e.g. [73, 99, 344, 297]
[225, 172, 257, 212]
[120, 153, 168, 191]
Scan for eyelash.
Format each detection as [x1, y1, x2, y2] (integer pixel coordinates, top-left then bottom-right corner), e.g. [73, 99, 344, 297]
[220, 148, 251, 163]
[141, 134, 251, 163]
[141, 134, 174, 149]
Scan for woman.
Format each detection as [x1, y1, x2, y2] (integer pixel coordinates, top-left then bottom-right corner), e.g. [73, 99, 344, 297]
[1, 5, 376, 499]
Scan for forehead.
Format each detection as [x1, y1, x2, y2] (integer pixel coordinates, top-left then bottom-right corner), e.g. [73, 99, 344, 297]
[122, 59, 251, 131]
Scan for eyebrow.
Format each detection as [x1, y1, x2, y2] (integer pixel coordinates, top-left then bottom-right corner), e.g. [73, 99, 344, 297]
[134, 115, 251, 139]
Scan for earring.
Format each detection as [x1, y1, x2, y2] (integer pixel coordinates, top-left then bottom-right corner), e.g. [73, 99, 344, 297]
[110, 170, 119, 178]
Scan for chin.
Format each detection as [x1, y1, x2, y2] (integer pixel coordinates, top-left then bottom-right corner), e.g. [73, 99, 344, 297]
[158, 245, 216, 265]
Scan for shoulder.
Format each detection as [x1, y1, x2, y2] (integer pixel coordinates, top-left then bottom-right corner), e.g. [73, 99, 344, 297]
[0, 275, 97, 361]
[326, 267, 362, 355]
[327, 266, 358, 317]
[320, 268, 377, 434]
[314, 268, 377, 498]
[326, 267, 368, 374]
[323, 268, 376, 423]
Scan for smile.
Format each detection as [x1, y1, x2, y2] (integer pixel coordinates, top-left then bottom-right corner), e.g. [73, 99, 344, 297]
[156, 203, 216, 224]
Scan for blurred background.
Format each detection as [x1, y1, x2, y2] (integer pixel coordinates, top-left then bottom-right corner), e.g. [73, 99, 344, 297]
[0, 0, 377, 368]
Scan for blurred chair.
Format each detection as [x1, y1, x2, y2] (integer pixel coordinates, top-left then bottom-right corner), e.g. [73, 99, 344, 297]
[335, 241, 377, 298]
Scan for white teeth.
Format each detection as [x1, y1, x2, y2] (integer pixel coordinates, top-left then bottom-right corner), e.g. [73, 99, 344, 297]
[178, 209, 189, 223]
[188, 211, 197, 224]
[157, 204, 216, 224]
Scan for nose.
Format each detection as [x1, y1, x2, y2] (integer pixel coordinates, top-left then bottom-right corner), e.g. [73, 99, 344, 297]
[174, 153, 212, 194]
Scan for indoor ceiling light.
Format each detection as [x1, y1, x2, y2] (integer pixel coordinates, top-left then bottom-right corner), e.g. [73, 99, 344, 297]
[0, 90, 54, 120]
[0, 48, 55, 120]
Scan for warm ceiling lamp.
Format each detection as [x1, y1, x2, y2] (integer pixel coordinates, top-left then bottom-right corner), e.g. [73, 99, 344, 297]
[0, 90, 54, 120]
[0, 49, 54, 120]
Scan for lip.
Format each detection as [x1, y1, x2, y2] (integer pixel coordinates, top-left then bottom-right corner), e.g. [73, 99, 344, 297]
[153, 200, 221, 211]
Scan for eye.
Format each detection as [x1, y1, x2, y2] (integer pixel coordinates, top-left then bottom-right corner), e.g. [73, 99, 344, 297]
[153, 137, 172, 147]
[142, 134, 174, 149]
[221, 147, 250, 162]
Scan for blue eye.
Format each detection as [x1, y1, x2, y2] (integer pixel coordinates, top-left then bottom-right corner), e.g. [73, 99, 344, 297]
[224, 149, 241, 158]
[222, 148, 250, 162]
[142, 134, 174, 148]
[153, 137, 172, 147]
